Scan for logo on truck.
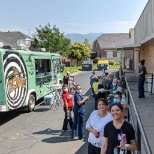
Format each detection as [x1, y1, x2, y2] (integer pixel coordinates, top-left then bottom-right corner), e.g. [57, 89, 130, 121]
[3, 53, 28, 109]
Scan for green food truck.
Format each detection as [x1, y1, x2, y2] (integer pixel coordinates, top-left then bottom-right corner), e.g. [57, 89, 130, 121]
[0, 49, 64, 112]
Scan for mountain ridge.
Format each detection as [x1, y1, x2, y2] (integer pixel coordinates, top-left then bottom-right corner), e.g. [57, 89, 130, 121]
[65, 33, 102, 44]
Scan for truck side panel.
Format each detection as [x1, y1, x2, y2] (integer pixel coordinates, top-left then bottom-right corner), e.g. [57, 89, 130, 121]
[3, 51, 28, 110]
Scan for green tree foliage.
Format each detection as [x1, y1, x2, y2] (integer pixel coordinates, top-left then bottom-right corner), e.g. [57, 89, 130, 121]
[83, 38, 91, 48]
[68, 42, 90, 61]
[32, 23, 71, 54]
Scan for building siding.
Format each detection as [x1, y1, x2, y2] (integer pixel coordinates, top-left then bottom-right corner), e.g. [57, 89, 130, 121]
[140, 42, 154, 74]
[134, 0, 154, 44]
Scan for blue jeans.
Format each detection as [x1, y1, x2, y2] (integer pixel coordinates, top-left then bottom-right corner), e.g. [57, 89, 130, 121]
[94, 94, 98, 110]
[138, 77, 145, 98]
[71, 111, 84, 139]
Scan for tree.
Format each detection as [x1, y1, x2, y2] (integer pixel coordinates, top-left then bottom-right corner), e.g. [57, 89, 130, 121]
[68, 42, 90, 65]
[83, 38, 91, 49]
[32, 23, 71, 53]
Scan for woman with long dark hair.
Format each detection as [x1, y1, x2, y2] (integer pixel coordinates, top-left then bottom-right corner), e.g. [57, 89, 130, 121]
[101, 103, 137, 154]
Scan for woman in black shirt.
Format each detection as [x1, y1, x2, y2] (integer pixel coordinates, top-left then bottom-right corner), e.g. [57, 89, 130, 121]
[101, 103, 137, 154]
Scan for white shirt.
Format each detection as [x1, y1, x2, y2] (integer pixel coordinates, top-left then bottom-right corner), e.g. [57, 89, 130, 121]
[86, 110, 112, 148]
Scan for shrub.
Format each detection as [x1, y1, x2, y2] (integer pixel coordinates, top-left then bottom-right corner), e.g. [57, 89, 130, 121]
[115, 61, 121, 65]
[109, 60, 115, 65]
[93, 57, 100, 64]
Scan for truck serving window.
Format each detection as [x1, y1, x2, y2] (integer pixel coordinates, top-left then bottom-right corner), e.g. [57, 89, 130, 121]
[35, 59, 51, 74]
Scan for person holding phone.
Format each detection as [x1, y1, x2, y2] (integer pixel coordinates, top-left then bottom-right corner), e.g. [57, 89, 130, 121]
[86, 98, 112, 154]
[101, 103, 137, 154]
[71, 85, 89, 140]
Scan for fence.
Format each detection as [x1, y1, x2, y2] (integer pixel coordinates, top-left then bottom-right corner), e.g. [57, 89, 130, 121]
[119, 68, 152, 154]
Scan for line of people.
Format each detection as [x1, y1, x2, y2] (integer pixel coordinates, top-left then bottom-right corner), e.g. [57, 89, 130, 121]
[87, 70, 137, 154]
[61, 70, 137, 154]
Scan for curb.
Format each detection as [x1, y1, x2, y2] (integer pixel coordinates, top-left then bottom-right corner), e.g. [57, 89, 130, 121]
[71, 71, 82, 76]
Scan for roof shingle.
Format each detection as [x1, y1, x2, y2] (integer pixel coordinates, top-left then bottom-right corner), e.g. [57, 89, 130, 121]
[0, 31, 31, 48]
[97, 33, 134, 49]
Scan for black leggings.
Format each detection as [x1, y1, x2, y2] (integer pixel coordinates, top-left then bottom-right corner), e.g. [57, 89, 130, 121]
[62, 107, 73, 130]
[88, 142, 101, 154]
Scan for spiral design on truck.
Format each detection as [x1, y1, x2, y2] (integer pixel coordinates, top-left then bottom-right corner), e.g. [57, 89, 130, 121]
[3, 52, 28, 110]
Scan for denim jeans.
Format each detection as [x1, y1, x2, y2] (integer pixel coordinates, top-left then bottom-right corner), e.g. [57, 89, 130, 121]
[138, 77, 145, 98]
[71, 111, 84, 139]
[94, 94, 98, 110]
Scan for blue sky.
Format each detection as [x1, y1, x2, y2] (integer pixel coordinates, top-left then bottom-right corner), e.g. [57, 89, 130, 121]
[0, 0, 148, 36]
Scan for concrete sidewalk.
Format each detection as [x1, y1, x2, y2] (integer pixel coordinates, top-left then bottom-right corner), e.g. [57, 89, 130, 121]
[124, 70, 154, 153]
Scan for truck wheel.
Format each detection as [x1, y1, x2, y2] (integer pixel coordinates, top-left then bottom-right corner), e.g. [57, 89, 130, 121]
[28, 94, 35, 112]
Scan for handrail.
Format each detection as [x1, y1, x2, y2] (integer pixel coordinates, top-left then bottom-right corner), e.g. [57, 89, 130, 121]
[119, 67, 152, 154]
[125, 77, 152, 154]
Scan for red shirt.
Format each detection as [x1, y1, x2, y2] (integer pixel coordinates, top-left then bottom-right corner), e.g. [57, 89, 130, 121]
[62, 92, 73, 108]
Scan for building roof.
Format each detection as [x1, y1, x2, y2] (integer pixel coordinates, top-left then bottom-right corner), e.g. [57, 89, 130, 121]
[0, 31, 31, 49]
[97, 33, 134, 49]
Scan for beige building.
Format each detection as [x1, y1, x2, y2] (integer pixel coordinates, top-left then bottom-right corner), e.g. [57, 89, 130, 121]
[93, 0, 154, 73]
[133, 0, 154, 74]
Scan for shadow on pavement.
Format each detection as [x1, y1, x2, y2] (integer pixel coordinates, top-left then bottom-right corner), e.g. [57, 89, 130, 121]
[0, 110, 27, 126]
[32, 88, 94, 153]
[74, 88, 94, 154]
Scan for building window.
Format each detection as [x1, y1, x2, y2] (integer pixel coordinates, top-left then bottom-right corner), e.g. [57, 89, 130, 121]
[107, 51, 113, 58]
[117, 52, 121, 58]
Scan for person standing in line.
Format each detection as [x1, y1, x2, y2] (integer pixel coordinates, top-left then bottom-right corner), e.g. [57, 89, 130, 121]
[101, 103, 137, 154]
[63, 71, 71, 86]
[61, 84, 73, 131]
[92, 78, 100, 110]
[104, 74, 113, 99]
[71, 85, 89, 139]
[137, 59, 146, 99]
[97, 76, 106, 99]
[86, 98, 112, 154]
[107, 78, 118, 105]
[98, 74, 106, 89]
[90, 71, 97, 97]
[103, 72, 109, 84]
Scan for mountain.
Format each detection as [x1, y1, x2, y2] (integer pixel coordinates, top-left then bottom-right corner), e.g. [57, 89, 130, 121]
[65, 33, 102, 44]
